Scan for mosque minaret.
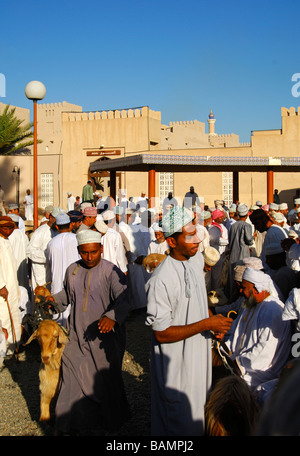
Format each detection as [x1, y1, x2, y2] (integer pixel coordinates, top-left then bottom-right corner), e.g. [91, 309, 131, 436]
[208, 109, 216, 135]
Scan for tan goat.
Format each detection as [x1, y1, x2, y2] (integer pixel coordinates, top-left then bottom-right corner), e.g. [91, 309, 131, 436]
[24, 319, 69, 421]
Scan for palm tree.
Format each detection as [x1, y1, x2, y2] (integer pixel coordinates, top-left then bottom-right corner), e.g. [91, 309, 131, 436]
[0, 104, 37, 155]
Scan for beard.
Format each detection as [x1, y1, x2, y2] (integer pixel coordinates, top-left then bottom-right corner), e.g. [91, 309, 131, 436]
[243, 290, 257, 310]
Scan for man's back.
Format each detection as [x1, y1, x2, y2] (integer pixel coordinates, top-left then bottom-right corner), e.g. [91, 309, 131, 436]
[47, 232, 80, 294]
[101, 227, 127, 273]
[229, 220, 253, 263]
[261, 224, 287, 267]
[27, 223, 53, 263]
[82, 183, 93, 202]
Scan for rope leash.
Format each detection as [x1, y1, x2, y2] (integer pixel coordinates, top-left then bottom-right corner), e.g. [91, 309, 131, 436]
[22, 295, 62, 331]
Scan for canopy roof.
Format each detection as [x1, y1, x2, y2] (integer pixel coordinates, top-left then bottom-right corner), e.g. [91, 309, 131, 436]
[90, 153, 300, 173]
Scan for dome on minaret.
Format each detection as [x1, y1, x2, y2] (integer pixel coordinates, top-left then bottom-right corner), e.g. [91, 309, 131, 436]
[208, 109, 215, 119]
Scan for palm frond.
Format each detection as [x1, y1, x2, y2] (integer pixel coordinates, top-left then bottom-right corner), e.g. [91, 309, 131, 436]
[0, 104, 40, 155]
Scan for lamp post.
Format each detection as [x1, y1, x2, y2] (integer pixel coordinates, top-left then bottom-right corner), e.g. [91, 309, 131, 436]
[12, 166, 20, 208]
[25, 80, 46, 230]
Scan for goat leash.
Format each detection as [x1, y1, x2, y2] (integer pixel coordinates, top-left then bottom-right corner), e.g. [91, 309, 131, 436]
[211, 331, 241, 377]
[23, 296, 62, 331]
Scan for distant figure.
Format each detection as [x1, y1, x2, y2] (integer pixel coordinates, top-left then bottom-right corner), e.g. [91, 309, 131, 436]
[74, 196, 81, 211]
[119, 192, 129, 213]
[162, 192, 178, 214]
[273, 189, 280, 204]
[23, 189, 33, 221]
[183, 186, 200, 209]
[7, 203, 25, 234]
[136, 191, 148, 211]
[82, 180, 94, 204]
[66, 192, 76, 211]
[128, 197, 136, 211]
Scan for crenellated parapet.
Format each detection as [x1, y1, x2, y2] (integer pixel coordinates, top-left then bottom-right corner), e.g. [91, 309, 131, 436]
[38, 101, 82, 117]
[62, 106, 161, 122]
[38, 102, 66, 109]
[169, 120, 205, 128]
[281, 106, 300, 116]
[209, 133, 241, 147]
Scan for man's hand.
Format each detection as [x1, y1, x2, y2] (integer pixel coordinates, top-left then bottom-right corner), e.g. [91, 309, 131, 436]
[45, 296, 55, 302]
[208, 314, 233, 339]
[98, 316, 116, 333]
[0, 286, 8, 301]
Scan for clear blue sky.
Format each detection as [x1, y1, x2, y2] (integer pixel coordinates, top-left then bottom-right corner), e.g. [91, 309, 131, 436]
[1, 0, 300, 143]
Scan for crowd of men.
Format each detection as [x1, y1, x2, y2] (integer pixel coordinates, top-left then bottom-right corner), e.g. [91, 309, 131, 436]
[1, 181, 300, 436]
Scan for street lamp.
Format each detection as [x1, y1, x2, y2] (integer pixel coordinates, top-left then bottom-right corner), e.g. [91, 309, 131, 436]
[12, 166, 20, 208]
[25, 80, 46, 230]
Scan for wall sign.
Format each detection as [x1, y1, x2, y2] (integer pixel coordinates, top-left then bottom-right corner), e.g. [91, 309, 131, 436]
[86, 150, 121, 156]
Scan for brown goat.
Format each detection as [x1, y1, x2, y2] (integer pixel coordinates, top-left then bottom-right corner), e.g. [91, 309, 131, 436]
[205, 375, 260, 436]
[34, 285, 52, 304]
[24, 319, 69, 421]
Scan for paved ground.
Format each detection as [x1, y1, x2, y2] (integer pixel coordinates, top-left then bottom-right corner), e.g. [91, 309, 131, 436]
[0, 309, 151, 436]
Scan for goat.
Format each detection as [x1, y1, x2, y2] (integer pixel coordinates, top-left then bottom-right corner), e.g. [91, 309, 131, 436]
[24, 319, 69, 421]
[205, 375, 260, 436]
[207, 288, 228, 308]
[34, 284, 52, 304]
[143, 253, 167, 273]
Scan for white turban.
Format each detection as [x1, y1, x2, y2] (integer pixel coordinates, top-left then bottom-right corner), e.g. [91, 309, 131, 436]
[271, 212, 285, 223]
[200, 211, 211, 221]
[7, 214, 19, 223]
[94, 219, 108, 235]
[76, 230, 102, 246]
[152, 222, 163, 232]
[279, 203, 288, 210]
[242, 267, 279, 297]
[242, 267, 270, 291]
[51, 207, 65, 218]
[269, 203, 279, 211]
[234, 264, 247, 282]
[80, 202, 92, 211]
[102, 210, 115, 221]
[234, 257, 263, 281]
[242, 257, 263, 270]
[55, 213, 71, 225]
[203, 246, 220, 266]
[238, 204, 248, 217]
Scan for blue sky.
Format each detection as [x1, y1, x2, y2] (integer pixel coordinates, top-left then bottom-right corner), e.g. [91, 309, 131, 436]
[1, 0, 300, 143]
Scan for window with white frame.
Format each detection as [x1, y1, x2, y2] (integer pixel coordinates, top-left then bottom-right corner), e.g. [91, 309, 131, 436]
[41, 173, 54, 208]
[222, 172, 233, 206]
[159, 172, 174, 205]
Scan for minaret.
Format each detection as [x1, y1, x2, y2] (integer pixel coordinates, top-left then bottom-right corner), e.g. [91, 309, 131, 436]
[208, 109, 216, 135]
